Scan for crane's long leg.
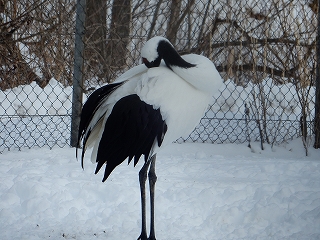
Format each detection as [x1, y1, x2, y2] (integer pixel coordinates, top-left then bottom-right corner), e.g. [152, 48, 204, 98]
[148, 155, 157, 240]
[137, 160, 151, 240]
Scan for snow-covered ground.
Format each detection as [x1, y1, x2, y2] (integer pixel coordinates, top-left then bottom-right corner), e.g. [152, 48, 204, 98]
[1, 140, 319, 240]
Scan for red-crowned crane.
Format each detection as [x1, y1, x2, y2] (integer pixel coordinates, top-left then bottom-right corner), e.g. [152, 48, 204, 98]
[77, 36, 223, 240]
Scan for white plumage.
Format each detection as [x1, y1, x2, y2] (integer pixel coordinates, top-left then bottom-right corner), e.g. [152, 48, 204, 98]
[77, 36, 222, 240]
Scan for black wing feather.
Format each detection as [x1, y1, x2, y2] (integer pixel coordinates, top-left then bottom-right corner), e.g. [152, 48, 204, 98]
[77, 82, 124, 150]
[95, 94, 167, 182]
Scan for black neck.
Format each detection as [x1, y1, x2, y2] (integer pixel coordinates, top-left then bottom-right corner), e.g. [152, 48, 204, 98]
[157, 40, 196, 69]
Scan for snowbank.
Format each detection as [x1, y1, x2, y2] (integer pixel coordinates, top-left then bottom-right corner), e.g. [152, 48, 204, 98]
[0, 79, 73, 116]
[0, 78, 314, 119]
[0, 78, 316, 152]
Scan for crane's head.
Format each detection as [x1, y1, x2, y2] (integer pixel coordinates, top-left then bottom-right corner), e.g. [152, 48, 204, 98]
[141, 36, 223, 95]
[141, 36, 195, 70]
[141, 36, 173, 68]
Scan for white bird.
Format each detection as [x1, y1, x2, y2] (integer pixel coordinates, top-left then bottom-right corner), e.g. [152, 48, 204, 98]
[77, 36, 222, 240]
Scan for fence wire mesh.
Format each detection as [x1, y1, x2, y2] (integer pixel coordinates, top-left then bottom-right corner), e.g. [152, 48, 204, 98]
[0, 0, 318, 152]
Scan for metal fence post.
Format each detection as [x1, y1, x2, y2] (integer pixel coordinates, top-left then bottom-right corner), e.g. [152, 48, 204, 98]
[314, 0, 320, 148]
[70, 0, 86, 147]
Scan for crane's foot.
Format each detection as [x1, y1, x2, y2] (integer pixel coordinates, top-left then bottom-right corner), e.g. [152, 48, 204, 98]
[137, 233, 147, 240]
[137, 234, 156, 240]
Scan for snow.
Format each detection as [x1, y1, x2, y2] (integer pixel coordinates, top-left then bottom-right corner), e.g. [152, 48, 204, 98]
[0, 79, 73, 116]
[1, 141, 319, 239]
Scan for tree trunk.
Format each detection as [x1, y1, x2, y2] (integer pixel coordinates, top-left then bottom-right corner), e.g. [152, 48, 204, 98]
[85, 0, 107, 82]
[105, 0, 132, 82]
[166, 0, 181, 44]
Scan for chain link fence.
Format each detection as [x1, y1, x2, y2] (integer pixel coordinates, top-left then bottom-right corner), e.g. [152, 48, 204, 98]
[0, 0, 75, 151]
[1, 0, 318, 152]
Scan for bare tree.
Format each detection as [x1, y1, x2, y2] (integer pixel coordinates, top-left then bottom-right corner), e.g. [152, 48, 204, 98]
[84, 0, 131, 84]
[0, 0, 75, 90]
[105, 0, 132, 80]
[166, 0, 195, 45]
[166, 0, 181, 44]
[0, 2, 43, 90]
[85, 0, 107, 82]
